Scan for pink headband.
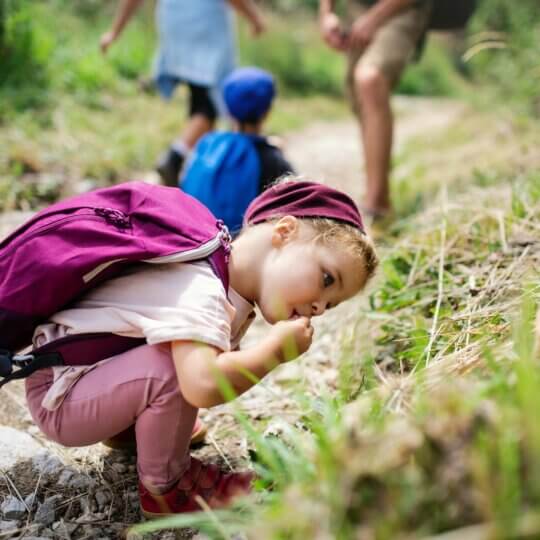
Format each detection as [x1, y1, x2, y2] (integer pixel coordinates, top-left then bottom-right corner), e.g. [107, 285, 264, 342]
[244, 181, 365, 233]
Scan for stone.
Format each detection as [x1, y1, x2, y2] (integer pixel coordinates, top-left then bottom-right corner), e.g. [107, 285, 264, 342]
[33, 495, 62, 526]
[31, 452, 64, 476]
[94, 490, 111, 510]
[56, 469, 75, 487]
[0, 520, 20, 536]
[1, 496, 27, 520]
[24, 493, 37, 512]
[69, 473, 93, 490]
[52, 520, 78, 535]
[82, 524, 103, 537]
[0, 426, 44, 470]
[111, 462, 127, 474]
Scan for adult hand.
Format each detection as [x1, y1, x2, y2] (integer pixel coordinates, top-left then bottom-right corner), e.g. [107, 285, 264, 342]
[319, 12, 348, 51]
[250, 14, 267, 37]
[99, 30, 117, 54]
[270, 317, 314, 362]
[348, 13, 380, 50]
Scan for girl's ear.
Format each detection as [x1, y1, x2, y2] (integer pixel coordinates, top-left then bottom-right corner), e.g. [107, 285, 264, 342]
[271, 216, 300, 247]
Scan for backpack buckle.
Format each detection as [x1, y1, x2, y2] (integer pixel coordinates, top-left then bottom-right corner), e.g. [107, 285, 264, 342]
[0, 349, 14, 377]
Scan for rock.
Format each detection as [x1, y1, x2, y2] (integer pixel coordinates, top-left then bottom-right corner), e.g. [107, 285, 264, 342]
[94, 490, 111, 510]
[34, 495, 62, 526]
[111, 462, 127, 474]
[0, 426, 44, 470]
[24, 493, 37, 512]
[20, 537, 52, 540]
[0, 520, 20, 536]
[31, 452, 64, 476]
[38, 529, 54, 538]
[52, 520, 78, 535]
[56, 469, 75, 487]
[82, 524, 103, 537]
[79, 495, 97, 515]
[75, 512, 106, 523]
[1, 495, 27, 520]
[69, 473, 93, 490]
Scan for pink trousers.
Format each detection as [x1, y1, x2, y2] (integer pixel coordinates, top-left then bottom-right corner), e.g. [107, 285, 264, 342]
[25, 344, 197, 492]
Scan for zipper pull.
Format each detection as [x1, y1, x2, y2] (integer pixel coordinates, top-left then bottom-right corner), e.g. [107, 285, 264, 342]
[216, 220, 232, 261]
[95, 208, 131, 229]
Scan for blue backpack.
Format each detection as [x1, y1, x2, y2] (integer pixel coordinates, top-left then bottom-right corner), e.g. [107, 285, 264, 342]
[181, 132, 261, 235]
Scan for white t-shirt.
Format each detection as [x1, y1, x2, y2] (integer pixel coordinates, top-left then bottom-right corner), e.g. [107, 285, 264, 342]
[34, 261, 255, 410]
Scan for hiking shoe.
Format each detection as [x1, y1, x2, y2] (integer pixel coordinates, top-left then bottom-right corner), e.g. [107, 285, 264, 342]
[156, 147, 185, 187]
[102, 417, 207, 452]
[139, 456, 254, 517]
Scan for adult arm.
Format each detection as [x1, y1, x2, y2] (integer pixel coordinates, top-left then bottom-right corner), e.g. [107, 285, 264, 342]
[172, 317, 313, 408]
[100, 0, 144, 54]
[227, 0, 266, 36]
[319, 0, 348, 51]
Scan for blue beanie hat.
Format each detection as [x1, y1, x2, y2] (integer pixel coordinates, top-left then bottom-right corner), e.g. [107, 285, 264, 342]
[222, 67, 276, 123]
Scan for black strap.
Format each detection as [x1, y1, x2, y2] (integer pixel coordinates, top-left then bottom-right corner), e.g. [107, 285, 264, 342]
[0, 353, 64, 389]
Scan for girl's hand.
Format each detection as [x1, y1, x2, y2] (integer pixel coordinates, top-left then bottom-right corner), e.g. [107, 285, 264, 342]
[100, 30, 118, 54]
[270, 317, 314, 363]
[319, 12, 348, 51]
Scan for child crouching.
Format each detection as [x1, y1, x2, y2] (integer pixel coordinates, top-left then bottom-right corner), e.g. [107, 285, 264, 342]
[24, 178, 377, 517]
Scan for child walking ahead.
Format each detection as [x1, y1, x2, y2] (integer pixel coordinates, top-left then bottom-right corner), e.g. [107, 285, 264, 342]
[181, 66, 294, 235]
[21, 178, 378, 516]
[100, 0, 266, 185]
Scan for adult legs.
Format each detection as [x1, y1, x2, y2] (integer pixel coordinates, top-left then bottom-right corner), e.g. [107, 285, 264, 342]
[345, 1, 431, 217]
[354, 64, 393, 215]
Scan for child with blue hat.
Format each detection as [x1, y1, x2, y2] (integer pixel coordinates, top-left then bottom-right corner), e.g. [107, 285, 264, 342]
[180, 67, 294, 236]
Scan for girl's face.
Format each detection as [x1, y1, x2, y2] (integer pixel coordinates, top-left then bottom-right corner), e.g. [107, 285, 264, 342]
[257, 217, 366, 324]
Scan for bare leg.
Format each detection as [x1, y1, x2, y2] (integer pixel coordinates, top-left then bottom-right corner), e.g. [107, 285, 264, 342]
[180, 113, 215, 150]
[157, 114, 215, 186]
[354, 64, 393, 215]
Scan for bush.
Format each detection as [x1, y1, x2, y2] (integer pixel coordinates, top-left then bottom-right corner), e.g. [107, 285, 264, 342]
[0, 0, 51, 112]
[239, 13, 345, 96]
[467, 0, 540, 114]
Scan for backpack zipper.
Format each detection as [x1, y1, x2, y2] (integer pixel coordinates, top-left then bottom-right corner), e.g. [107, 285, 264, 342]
[82, 230, 227, 283]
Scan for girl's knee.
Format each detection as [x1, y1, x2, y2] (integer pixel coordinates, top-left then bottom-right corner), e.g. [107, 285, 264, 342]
[142, 345, 179, 392]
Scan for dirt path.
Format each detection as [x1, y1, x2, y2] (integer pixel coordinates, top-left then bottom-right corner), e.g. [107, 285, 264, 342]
[0, 96, 466, 539]
[284, 96, 464, 200]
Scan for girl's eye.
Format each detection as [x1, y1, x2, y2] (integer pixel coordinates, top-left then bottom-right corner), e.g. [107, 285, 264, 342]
[323, 272, 335, 288]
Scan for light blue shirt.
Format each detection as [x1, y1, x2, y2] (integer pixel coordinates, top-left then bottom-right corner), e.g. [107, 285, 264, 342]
[154, 0, 237, 89]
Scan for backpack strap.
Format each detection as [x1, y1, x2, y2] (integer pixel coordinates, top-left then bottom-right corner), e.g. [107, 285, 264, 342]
[0, 333, 145, 388]
[0, 350, 63, 388]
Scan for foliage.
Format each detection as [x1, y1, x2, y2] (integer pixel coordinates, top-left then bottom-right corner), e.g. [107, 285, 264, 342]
[466, 0, 540, 114]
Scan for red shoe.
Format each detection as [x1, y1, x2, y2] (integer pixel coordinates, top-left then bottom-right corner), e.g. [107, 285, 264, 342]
[102, 417, 207, 451]
[139, 457, 254, 518]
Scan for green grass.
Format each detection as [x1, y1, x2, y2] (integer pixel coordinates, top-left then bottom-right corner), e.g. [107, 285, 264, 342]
[129, 124, 540, 539]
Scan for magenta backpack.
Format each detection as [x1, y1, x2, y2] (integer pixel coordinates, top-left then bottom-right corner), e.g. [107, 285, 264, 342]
[0, 181, 231, 387]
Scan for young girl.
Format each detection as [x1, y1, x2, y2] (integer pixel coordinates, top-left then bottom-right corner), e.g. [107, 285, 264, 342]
[24, 178, 378, 517]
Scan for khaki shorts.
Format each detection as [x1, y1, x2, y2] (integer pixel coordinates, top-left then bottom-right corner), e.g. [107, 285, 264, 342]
[346, 1, 431, 115]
